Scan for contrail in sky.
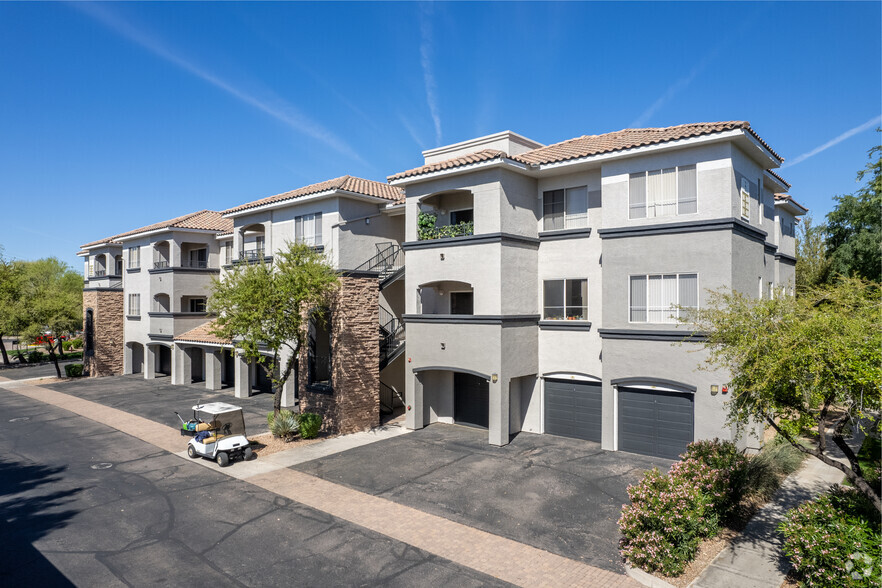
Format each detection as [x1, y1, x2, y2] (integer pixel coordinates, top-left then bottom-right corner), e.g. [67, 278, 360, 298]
[420, 3, 442, 146]
[74, 2, 367, 165]
[781, 115, 881, 169]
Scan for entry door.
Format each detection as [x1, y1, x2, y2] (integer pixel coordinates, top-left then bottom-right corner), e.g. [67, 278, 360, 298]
[158, 346, 172, 375]
[453, 372, 489, 428]
[618, 387, 694, 460]
[544, 379, 602, 442]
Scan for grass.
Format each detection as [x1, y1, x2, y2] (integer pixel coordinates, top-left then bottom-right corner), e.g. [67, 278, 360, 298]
[742, 435, 807, 501]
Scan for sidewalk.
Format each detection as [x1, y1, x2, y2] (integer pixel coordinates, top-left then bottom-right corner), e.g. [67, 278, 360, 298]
[691, 427, 867, 588]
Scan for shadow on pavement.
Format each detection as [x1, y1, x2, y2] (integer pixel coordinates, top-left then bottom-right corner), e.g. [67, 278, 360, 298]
[0, 457, 82, 586]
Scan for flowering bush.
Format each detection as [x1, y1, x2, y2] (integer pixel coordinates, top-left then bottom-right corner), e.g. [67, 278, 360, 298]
[619, 464, 721, 576]
[681, 438, 749, 514]
[780, 486, 881, 587]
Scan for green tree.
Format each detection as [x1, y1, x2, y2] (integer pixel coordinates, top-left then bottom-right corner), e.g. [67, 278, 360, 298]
[19, 258, 84, 377]
[687, 279, 881, 512]
[795, 213, 831, 293]
[0, 247, 26, 366]
[825, 139, 881, 282]
[209, 242, 338, 417]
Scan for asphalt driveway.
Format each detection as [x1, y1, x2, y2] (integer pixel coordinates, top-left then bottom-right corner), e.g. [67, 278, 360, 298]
[42, 374, 276, 435]
[293, 423, 672, 573]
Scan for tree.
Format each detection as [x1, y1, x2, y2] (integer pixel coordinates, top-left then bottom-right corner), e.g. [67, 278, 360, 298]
[687, 279, 881, 512]
[18, 258, 84, 377]
[795, 213, 831, 293]
[825, 139, 881, 282]
[0, 247, 26, 366]
[209, 242, 339, 417]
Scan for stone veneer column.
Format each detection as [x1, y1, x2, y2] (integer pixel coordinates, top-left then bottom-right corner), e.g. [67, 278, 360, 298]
[82, 289, 124, 377]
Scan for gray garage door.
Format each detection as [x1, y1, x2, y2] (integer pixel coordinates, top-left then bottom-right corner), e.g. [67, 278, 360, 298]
[454, 372, 489, 429]
[618, 387, 693, 460]
[544, 379, 602, 442]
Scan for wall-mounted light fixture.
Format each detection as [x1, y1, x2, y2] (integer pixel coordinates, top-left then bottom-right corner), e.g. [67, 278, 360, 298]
[440, 253, 445, 261]
[491, 373, 498, 383]
[440, 343, 445, 350]
[710, 384, 719, 396]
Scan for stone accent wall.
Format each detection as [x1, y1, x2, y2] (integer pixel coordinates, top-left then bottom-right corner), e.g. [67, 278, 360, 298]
[298, 276, 379, 434]
[83, 289, 124, 377]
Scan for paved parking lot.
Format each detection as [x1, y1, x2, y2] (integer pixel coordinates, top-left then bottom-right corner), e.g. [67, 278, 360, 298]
[293, 423, 672, 572]
[43, 374, 276, 435]
[0, 390, 510, 587]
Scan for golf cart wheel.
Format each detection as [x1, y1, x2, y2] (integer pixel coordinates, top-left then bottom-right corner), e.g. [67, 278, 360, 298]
[187, 445, 198, 459]
[244, 447, 254, 461]
[216, 452, 229, 467]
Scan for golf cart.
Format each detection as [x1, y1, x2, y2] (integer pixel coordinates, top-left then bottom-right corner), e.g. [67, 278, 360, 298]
[181, 402, 253, 467]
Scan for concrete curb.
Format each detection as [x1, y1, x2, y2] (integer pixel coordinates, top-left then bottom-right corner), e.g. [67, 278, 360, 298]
[625, 564, 678, 588]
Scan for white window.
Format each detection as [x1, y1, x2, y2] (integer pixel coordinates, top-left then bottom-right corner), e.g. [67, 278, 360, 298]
[543, 278, 588, 320]
[629, 273, 698, 323]
[295, 213, 323, 247]
[757, 177, 764, 225]
[128, 247, 140, 269]
[741, 178, 751, 220]
[128, 294, 140, 316]
[543, 186, 589, 230]
[629, 165, 696, 219]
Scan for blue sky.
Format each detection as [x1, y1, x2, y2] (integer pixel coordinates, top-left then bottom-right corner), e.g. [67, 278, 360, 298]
[1, 1, 879, 270]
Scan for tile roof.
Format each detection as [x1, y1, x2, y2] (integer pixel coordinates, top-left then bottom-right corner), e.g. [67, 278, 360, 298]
[80, 235, 120, 249]
[174, 320, 231, 345]
[108, 210, 233, 242]
[388, 122, 783, 181]
[224, 175, 404, 215]
[774, 193, 808, 212]
[765, 169, 791, 189]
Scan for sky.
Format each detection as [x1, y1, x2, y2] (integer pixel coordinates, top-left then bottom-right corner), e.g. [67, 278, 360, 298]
[1, 1, 879, 271]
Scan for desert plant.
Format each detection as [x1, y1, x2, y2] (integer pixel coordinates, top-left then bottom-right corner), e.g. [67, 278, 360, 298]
[780, 486, 881, 587]
[63, 337, 82, 351]
[743, 435, 806, 500]
[298, 412, 322, 439]
[63, 363, 83, 377]
[267, 409, 299, 440]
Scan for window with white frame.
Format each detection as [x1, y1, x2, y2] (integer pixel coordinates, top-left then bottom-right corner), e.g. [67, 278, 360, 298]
[128, 247, 140, 269]
[740, 178, 751, 220]
[128, 293, 140, 316]
[543, 186, 588, 230]
[629, 165, 696, 219]
[295, 213, 323, 247]
[629, 273, 698, 323]
[543, 278, 588, 320]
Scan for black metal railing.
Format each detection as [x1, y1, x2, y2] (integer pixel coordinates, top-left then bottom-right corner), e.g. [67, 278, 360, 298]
[239, 249, 265, 262]
[181, 259, 209, 268]
[93, 269, 106, 277]
[154, 260, 169, 269]
[379, 305, 404, 368]
[354, 242, 403, 278]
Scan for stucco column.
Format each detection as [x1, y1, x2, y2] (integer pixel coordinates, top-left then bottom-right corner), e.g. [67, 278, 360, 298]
[406, 370, 424, 430]
[263, 221, 272, 255]
[234, 351, 252, 399]
[279, 348, 297, 408]
[169, 240, 181, 268]
[172, 344, 189, 385]
[205, 348, 222, 391]
[145, 345, 156, 379]
[488, 376, 511, 446]
[124, 344, 133, 375]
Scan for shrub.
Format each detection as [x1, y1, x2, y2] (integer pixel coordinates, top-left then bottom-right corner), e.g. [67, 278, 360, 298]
[63, 363, 84, 377]
[682, 438, 748, 511]
[297, 412, 322, 439]
[27, 350, 45, 363]
[780, 486, 881, 587]
[619, 465, 720, 576]
[63, 338, 83, 351]
[267, 410, 299, 439]
[743, 435, 806, 500]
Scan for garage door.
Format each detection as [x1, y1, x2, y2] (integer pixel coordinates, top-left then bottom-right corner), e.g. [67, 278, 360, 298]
[454, 372, 489, 428]
[544, 379, 602, 442]
[618, 387, 693, 460]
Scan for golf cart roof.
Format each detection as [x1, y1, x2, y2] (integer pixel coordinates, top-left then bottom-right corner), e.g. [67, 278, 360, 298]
[192, 402, 243, 415]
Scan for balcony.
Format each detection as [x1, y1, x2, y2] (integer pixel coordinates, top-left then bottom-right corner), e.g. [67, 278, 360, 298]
[154, 260, 170, 269]
[418, 212, 474, 241]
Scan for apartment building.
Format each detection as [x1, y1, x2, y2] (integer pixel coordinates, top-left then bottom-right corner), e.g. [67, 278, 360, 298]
[389, 122, 805, 458]
[80, 177, 407, 435]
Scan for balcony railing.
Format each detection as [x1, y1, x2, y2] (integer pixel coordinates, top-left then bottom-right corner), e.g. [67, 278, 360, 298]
[417, 212, 474, 241]
[93, 270, 106, 277]
[154, 260, 170, 269]
[238, 249, 266, 262]
[181, 259, 209, 268]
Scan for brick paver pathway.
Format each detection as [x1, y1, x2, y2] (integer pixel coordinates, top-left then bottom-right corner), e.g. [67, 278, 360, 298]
[1, 380, 638, 588]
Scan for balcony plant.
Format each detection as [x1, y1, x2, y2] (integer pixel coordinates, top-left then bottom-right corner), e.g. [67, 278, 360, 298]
[417, 211, 474, 240]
